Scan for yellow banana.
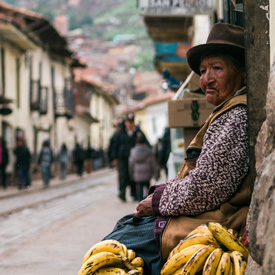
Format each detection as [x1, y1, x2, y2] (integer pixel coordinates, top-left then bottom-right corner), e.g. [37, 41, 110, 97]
[228, 228, 239, 238]
[187, 223, 213, 237]
[171, 267, 184, 275]
[121, 243, 128, 258]
[202, 247, 223, 275]
[131, 257, 144, 268]
[215, 252, 232, 275]
[127, 270, 141, 275]
[135, 267, 143, 274]
[181, 245, 216, 275]
[230, 251, 247, 275]
[82, 239, 127, 264]
[207, 222, 249, 260]
[168, 232, 219, 260]
[94, 267, 127, 274]
[127, 249, 136, 261]
[79, 251, 123, 275]
[228, 261, 234, 275]
[161, 244, 206, 275]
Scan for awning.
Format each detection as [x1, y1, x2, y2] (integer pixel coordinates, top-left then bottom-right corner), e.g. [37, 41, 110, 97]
[0, 95, 13, 104]
[75, 105, 99, 124]
[0, 21, 37, 51]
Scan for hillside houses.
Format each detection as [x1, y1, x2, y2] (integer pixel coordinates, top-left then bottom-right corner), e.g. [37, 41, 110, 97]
[0, 2, 118, 183]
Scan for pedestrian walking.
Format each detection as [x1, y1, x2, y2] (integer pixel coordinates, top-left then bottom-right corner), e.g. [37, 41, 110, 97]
[159, 127, 171, 177]
[109, 113, 150, 202]
[107, 118, 125, 168]
[38, 139, 54, 187]
[13, 138, 31, 189]
[72, 143, 85, 177]
[58, 143, 70, 180]
[85, 143, 95, 174]
[93, 147, 104, 171]
[152, 138, 163, 167]
[129, 135, 160, 201]
[0, 137, 9, 189]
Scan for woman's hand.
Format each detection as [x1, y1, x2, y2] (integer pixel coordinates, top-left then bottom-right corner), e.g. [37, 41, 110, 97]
[134, 194, 154, 217]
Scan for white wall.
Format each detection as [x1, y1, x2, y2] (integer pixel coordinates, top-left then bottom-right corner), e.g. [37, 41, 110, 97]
[90, 91, 115, 150]
[146, 101, 169, 146]
[75, 115, 90, 147]
[193, 15, 211, 46]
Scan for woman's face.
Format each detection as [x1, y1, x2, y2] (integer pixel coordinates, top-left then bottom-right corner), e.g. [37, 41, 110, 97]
[199, 55, 246, 106]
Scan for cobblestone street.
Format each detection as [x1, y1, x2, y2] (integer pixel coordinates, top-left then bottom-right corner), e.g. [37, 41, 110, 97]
[0, 168, 139, 275]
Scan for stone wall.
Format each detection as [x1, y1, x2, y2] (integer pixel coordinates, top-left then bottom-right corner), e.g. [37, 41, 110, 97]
[245, 60, 275, 274]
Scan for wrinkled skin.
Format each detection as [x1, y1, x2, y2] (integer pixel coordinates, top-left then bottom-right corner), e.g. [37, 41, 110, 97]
[199, 55, 246, 106]
[134, 194, 153, 217]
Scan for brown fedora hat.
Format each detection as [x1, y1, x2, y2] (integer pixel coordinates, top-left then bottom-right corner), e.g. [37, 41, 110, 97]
[186, 23, 245, 75]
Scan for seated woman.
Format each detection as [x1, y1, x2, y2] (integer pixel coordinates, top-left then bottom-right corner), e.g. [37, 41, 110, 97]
[103, 23, 251, 275]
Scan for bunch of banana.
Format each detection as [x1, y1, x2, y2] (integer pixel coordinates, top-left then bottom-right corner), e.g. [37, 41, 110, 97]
[161, 222, 249, 275]
[207, 222, 249, 260]
[78, 239, 144, 275]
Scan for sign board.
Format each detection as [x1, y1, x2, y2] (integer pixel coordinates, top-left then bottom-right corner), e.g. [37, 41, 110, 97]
[168, 97, 214, 128]
[139, 0, 214, 16]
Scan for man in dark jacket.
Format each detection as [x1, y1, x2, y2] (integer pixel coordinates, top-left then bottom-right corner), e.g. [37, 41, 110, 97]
[160, 127, 171, 177]
[13, 138, 32, 189]
[110, 113, 150, 202]
[108, 117, 125, 168]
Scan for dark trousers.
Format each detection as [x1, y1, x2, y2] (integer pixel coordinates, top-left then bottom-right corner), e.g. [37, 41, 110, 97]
[136, 181, 150, 202]
[0, 165, 7, 189]
[118, 159, 136, 200]
[102, 214, 165, 275]
[17, 168, 31, 189]
[60, 162, 68, 179]
[76, 161, 84, 176]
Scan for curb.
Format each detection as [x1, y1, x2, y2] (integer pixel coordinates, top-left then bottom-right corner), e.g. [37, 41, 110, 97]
[0, 167, 113, 200]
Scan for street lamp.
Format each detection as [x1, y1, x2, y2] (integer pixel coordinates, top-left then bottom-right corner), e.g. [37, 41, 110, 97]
[0, 96, 13, 116]
[0, 104, 12, 115]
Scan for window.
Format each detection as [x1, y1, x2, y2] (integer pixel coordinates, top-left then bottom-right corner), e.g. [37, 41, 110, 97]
[39, 87, 48, 115]
[16, 58, 20, 108]
[223, 0, 244, 26]
[1, 47, 5, 96]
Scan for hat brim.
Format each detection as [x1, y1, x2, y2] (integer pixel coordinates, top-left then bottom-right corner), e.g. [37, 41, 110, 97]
[186, 43, 245, 75]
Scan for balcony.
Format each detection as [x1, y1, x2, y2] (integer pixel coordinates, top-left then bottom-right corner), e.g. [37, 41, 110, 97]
[39, 87, 48, 115]
[29, 80, 40, 111]
[138, 0, 215, 81]
[54, 88, 74, 118]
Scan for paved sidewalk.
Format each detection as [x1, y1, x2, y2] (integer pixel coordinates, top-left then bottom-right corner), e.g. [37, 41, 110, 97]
[0, 168, 111, 200]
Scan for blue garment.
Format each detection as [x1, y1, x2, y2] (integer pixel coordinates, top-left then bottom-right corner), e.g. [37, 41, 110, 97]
[102, 214, 165, 275]
[42, 166, 51, 186]
[38, 146, 53, 186]
[39, 148, 53, 167]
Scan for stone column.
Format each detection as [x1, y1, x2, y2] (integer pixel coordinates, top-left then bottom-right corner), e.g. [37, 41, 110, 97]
[245, 59, 275, 275]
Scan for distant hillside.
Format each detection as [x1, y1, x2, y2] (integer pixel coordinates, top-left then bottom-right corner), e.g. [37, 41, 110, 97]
[3, 0, 154, 71]
[3, 0, 149, 41]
